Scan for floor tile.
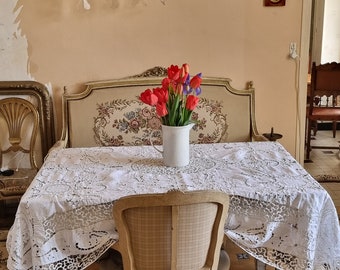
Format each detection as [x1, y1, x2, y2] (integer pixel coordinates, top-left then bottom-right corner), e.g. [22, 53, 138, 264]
[304, 129, 340, 216]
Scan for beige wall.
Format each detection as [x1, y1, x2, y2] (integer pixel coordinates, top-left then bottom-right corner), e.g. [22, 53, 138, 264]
[0, 0, 308, 159]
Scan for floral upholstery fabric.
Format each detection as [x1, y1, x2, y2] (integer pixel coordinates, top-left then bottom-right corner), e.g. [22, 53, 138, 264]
[59, 75, 263, 149]
[93, 98, 228, 146]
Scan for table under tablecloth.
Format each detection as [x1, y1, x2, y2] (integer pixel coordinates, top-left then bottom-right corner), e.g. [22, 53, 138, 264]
[6, 142, 340, 269]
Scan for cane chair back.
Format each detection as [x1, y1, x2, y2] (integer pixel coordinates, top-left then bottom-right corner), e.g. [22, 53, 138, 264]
[0, 98, 39, 207]
[112, 190, 230, 270]
[0, 98, 39, 170]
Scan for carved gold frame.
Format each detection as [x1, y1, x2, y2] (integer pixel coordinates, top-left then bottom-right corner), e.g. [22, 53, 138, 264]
[0, 81, 55, 159]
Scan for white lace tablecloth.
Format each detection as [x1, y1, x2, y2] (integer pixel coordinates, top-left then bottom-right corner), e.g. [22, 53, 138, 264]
[6, 142, 340, 270]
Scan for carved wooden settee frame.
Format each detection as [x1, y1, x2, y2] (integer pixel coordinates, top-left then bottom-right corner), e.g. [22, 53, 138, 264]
[56, 67, 265, 149]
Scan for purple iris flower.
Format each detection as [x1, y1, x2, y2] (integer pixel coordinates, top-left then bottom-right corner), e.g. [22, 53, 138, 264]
[183, 74, 192, 95]
[195, 86, 202, 95]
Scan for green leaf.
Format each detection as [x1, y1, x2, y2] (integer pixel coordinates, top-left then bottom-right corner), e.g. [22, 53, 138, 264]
[169, 94, 180, 126]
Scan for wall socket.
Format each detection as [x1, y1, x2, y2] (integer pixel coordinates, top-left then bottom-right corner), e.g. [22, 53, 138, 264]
[289, 42, 298, 59]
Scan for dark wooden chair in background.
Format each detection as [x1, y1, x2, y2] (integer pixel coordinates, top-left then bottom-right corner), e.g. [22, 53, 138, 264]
[305, 62, 340, 160]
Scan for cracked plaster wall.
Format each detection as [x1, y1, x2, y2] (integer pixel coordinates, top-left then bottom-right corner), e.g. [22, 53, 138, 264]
[0, 0, 304, 156]
[0, 1, 30, 80]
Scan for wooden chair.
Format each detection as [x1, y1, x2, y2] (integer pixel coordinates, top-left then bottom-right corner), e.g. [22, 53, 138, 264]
[0, 81, 55, 159]
[0, 98, 40, 217]
[0, 81, 54, 222]
[112, 190, 230, 270]
[305, 62, 340, 160]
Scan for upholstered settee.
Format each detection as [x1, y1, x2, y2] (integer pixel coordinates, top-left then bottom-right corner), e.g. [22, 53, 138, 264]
[55, 67, 265, 149]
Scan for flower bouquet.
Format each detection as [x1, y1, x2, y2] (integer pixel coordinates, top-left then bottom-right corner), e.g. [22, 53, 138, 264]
[139, 63, 202, 126]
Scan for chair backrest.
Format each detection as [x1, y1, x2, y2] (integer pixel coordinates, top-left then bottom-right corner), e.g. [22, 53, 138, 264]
[309, 62, 340, 113]
[0, 98, 39, 170]
[113, 190, 229, 270]
[0, 81, 55, 168]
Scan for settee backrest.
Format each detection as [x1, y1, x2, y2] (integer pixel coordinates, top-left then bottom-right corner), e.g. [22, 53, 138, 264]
[58, 67, 264, 148]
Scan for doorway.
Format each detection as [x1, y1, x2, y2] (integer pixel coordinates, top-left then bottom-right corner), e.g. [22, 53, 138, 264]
[310, 0, 340, 65]
[304, 0, 340, 165]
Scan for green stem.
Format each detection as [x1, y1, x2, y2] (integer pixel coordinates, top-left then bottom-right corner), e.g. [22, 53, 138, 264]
[169, 94, 180, 126]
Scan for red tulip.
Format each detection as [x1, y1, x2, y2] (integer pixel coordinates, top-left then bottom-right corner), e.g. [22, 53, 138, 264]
[162, 77, 170, 89]
[190, 74, 202, 89]
[174, 83, 183, 95]
[185, 95, 199, 111]
[167, 65, 180, 81]
[179, 65, 189, 83]
[182, 63, 189, 74]
[139, 64, 202, 126]
[140, 89, 158, 106]
[163, 79, 176, 93]
[153, 87, 169, 103]
[156, 102, 168, 117]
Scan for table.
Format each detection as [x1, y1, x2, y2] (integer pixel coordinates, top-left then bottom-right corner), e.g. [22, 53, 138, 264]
[6, 142, 340, 270]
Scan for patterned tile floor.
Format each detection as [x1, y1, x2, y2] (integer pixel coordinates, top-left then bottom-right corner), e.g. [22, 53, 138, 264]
[304, 130, 340, 215]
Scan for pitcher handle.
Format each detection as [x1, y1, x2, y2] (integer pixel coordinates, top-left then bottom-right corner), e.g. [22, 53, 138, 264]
[149, 129, 163, 154]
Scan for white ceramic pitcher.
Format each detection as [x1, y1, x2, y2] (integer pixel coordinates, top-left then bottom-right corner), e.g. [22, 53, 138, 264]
[152, 123, 194, 167]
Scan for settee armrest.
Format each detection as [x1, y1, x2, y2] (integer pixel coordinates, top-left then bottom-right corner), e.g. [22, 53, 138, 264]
[252, 134, 268, 141]
[46, 140, 67, 157]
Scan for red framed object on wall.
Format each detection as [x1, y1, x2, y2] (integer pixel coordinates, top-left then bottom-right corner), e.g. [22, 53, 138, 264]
[264, 0, 286, 6]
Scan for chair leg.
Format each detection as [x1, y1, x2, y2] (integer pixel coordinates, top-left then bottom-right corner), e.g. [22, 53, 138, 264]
[218, 249, 230, 270]
[333, 121, 337, 138]
[312, 120, 318, 136]
[256, 259, 266, 270]
[306, 119, 313, 160]
[0, 200, 5, 218]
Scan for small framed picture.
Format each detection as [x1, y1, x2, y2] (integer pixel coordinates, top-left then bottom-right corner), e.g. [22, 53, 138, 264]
[264, 0, 286, 7]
